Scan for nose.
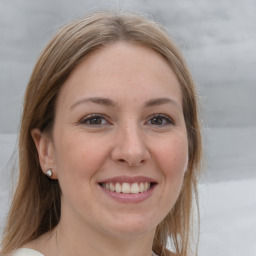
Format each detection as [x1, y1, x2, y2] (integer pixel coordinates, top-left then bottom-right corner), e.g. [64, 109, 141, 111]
[111, 123, 150, 167]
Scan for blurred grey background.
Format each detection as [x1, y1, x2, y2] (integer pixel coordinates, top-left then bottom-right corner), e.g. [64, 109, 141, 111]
[0, 1, 256, 255]
[0, 0, 256, 183]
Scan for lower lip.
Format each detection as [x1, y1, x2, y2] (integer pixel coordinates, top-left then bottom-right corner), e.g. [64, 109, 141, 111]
[99, 185, 155, 203]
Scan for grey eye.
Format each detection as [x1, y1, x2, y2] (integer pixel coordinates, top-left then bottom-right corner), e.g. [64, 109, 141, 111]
[149, 115, 173, 126]
[81, 115, 108, 126]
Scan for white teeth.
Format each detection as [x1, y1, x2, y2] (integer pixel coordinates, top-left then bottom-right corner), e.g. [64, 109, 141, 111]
[110, 182, 115, 192]
[122, 183, 131, 193]
[144, 182, 149, 191]
[131, 183, 140, 193]
[139, 182, 144, 192]
[115, 183, 122, 193]
[102, 182, 151, 194]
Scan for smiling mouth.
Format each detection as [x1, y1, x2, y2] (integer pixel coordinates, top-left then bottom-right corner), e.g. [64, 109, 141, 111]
[99, 182, 155, 194]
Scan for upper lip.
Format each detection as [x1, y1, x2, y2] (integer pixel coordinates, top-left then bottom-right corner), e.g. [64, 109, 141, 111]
[98, 175, 157, 184]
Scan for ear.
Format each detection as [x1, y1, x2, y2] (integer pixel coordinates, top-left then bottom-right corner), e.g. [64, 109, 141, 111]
[31, 128, 57, 179]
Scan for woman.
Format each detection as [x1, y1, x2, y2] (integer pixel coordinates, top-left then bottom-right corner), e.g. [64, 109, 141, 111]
[0, 11, 202, 256]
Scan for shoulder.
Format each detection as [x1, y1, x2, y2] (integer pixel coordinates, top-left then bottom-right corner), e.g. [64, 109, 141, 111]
[11, 248, 44, 256]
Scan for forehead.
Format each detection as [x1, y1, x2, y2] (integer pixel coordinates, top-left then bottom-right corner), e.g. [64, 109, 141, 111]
[56, 41, 182, 108]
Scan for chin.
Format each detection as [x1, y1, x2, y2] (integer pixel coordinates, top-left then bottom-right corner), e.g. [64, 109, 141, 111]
[103, 213, 158, 238]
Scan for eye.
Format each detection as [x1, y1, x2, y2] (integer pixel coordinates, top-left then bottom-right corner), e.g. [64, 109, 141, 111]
[147, 114, 173, 126]
[80, 114, 109, 126]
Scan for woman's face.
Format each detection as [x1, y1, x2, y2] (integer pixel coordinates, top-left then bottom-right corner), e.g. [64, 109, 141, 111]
[49, 42, 188, 238]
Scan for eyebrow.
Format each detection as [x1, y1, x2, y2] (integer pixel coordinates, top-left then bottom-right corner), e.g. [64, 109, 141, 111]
[70, 96, 180, 110]
[144, 97, 180, 109]
[70, 97, 116, 110]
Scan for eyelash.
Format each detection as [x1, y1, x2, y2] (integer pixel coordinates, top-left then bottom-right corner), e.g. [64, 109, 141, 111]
[79, 113, 174, 127]
[146, 114, 174, 126]
[79, 114, 110, 126]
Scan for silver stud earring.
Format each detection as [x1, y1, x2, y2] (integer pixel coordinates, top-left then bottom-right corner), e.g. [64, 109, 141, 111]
[46, 168, 53, 177]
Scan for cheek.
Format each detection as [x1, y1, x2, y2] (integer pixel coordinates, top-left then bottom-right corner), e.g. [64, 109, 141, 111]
[149, 135, 188, 221]
[156, 135, 188, 204]
[157, 136, 189, 177]
[53, 132, 107, 183]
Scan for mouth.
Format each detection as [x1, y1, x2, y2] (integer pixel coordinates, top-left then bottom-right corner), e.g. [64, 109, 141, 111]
[99, 181, 156, 194]
[98, 176, 158, 201]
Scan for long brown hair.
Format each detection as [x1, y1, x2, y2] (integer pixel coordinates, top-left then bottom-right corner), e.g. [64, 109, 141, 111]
[0, 11, 202, 256]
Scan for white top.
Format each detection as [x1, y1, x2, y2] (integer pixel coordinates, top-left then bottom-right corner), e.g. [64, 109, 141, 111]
[12, 248, 44, 256]
[12, 248, 159, 256]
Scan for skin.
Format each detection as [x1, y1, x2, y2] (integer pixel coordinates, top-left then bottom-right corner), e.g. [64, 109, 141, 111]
[31, 42, 189, 256]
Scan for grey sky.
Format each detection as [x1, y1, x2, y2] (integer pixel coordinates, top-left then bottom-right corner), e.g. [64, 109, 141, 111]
[0, 0, 256, 132]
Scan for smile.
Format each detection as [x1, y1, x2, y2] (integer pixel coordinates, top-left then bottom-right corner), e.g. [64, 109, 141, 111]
[98, 176, 157, 203]
[100, 182, 151, 194]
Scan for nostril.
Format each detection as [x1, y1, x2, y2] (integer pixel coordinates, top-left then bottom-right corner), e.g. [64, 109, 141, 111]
[117, 159, 131, 166]
[116, 157, 147, 166]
